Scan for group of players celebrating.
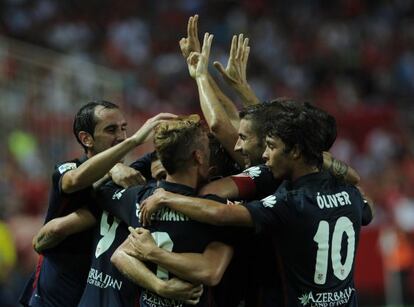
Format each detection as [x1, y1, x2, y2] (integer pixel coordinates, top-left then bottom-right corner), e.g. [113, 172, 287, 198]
[20, 15, 374, 307]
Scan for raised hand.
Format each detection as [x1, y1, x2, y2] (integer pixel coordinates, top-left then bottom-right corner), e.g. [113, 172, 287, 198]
[131, 113, 178, 145]
[179, 14, 201, 59]
[213, 34, 250, 88]
[186, 33, 214, 79]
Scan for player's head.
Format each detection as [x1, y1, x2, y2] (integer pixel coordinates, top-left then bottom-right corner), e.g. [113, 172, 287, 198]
[303, 102, 337, 151]
[73, 101, 127, 157]
[154, 115, 210, 185]
[235, 98, 299, 168]
[235, 104, 268, 168]
[262, 102, 326, 180]
[150, 152, 167, 181]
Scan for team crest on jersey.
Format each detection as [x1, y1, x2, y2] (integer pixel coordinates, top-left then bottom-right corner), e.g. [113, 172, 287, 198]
[58, 162, 77, 174]
[261, 195, 277, 208]
[243, 166, 261, 178]
[112, 189, 126, 200]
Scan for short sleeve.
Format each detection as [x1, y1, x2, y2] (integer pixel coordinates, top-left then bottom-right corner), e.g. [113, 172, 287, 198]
[231, 164, 280, 200]
[361, 201, 373, 226]
[245, 183, 291, 234]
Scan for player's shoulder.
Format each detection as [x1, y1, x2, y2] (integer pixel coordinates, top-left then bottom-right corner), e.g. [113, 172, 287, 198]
[53, 157, 85, 175]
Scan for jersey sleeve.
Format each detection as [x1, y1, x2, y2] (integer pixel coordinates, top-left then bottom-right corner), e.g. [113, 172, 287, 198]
[230, 164, 280, 200]
[245, 181, 291, 234]
[46, 162, 93, 221]
[129, 151, 154, 181]
[94, 181, 143, 224]
[361, 201, 373, 226]
[53, 161, 78, 195]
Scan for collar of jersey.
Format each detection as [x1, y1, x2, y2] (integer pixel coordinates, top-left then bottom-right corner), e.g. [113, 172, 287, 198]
[158, 180, 197, 196]
[290, 170, 330, 189]
[78, 155, 88, 164]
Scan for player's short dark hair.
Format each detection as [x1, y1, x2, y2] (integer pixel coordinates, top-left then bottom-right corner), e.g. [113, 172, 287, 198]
[265, 98, 337, 152]
[73, 100, 119, 153]
[303, 102, 337, 151]
[239, 98, 301, 143]
[154, 117, 206, 175]
[239, 104, 268, 142]
[265, 101, 326, 167]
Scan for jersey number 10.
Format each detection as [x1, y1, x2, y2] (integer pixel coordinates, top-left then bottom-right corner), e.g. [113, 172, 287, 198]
[313, 216, 355, 285]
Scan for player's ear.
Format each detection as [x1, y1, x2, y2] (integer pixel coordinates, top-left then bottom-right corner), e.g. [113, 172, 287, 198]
[78, 131, 94, 149]
[291, 144, 301, 160]
[193, 149, 204, 165]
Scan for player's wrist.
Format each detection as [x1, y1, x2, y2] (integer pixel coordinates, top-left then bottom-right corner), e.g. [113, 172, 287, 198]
[145, 244, 163, 263]
[195, 74, 209, 83]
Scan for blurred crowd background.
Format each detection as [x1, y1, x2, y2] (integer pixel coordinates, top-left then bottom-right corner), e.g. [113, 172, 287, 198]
[0, 0, 413, 306]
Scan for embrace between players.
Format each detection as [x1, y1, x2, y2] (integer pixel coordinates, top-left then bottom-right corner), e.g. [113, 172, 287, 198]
[20, 15, 374, 307]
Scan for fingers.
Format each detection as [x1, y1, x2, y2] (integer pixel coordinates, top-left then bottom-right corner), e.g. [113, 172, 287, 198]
[187, 52, 199, 66]
[201, 33, 213, 60]
[213, 61, 226, 75]
[153, 112, 179, 121]
[184, 298, 200, 305]
[193, 15, 199, 42]
[140, 203, 152, 226]
[119, 172, 147, 188]
[229, 35, 237, 60]
[185, 285, 203, 305]
[236, 33, 244, 60]
[241, 37, 249, 63]
[192, 284, 203, 297]
[187, 16, 193, 38]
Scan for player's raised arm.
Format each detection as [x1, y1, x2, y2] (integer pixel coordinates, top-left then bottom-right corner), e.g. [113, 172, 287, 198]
[180, 15, 240, 130]
[111, 238, 203, 304]
[124, 227, 233, 286]
[214, 34, 260, 107]
[62, 113, 177, 194]
[187, 33, 244, 166]
[33, 208, 96, 253]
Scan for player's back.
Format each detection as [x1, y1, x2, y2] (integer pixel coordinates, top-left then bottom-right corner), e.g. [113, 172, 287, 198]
[139, 180, 226, 307]
[246, 171, 372, 307]
[275, 171, 368, 306]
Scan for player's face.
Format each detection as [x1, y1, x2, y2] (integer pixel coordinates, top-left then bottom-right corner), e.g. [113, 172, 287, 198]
[90, 106, 127, 155]
[262, 135, 294, 180]
[234, 119, 265, 168]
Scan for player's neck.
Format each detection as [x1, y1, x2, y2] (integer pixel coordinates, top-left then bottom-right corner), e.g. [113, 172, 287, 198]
[291, 163, 319, 182]
[165, 169, 198, 190]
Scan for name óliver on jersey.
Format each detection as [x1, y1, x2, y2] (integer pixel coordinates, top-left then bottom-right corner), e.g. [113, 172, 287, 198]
[246, 171, 373, 307]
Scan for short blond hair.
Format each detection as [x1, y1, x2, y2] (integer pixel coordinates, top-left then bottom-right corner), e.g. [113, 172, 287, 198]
[154, 115, 206, 174]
